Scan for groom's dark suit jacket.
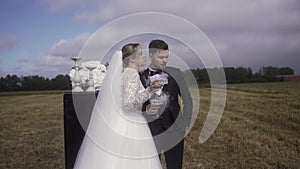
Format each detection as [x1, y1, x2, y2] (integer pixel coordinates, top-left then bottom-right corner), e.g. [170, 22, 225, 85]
[140, 67, 193, 136]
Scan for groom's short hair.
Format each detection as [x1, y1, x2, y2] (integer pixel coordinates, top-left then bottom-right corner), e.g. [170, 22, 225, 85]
[149, 39, 168, 54]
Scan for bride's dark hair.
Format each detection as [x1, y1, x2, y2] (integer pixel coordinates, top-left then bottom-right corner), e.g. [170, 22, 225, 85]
[121, 43, 140, 67]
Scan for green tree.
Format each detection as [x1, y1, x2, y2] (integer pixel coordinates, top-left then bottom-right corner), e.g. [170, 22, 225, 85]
[20, 75, 48, 91]
[50, 74, 71, 90]
[279, 67, 294, 75]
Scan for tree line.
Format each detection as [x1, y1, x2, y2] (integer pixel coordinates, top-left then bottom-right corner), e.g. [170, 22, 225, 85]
[0, 66, 294, 91]
[189, 66, 294, 83]
[0, 74, 71, 91]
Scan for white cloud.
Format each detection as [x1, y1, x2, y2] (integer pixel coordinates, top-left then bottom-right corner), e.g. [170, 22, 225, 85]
[31, 0, 300, 76]
[0, 34, 17, 50]
[43, 0, 86, 11]
[47, 32, 91, 57]
[73, 0, 300, 28]
[0, 67, 7, 77]
[25, 32, 92, 77]
[29, 55, 72, 77]
[17, 55, 30, 63]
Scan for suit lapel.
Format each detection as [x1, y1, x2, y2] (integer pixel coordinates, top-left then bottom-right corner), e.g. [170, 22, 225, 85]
[140, 68, 150, 87]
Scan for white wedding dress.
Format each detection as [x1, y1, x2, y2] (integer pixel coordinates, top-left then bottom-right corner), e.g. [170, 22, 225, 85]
[73, 52, 162, 169]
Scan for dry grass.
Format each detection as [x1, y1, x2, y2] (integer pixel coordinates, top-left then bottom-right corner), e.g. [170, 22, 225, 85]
[0, 94, 65, 169]
[0, 82, 299, 169]
[184, 82, 300, 169]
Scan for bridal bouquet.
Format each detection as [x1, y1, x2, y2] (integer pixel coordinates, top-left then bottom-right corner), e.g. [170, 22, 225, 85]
[148, 73, 168, 95]
[149, 73, 168, 85]
[69, 61, 106, 91]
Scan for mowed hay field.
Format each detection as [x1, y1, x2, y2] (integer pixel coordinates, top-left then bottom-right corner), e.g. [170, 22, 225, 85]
[1, 82, 299, 169]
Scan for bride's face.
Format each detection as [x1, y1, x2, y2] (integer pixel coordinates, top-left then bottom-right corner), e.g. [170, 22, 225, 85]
[134, 46, 146, 67]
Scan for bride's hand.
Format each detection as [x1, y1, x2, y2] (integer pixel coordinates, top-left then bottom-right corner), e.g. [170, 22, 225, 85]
[146, 103, 160, 115]
[150, 80, 163, 92]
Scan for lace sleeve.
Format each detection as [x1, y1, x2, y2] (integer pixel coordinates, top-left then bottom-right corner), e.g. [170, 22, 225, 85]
[122, 70, 152, 112]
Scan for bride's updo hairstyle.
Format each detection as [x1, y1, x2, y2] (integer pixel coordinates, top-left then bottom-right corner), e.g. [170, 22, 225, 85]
[121, 43, 141, 68]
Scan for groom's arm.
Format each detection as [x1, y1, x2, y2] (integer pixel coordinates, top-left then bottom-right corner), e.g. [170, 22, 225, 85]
[178, 71, 193, 129]
[166, 67, 193, 129]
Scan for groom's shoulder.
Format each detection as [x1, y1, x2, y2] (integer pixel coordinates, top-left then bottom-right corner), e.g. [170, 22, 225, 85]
[139, 68, 149, 75]
[165, 66, 183, 74]
[165, 66, 180, 71]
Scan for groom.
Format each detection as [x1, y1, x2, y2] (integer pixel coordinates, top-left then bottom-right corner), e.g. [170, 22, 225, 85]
[140, 39, 193, 169]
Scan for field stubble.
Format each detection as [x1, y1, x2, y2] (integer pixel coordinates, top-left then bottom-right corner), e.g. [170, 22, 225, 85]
[0, 82, 299, 169]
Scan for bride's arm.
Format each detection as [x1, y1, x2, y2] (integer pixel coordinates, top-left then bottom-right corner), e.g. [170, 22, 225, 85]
[122, 72, 152, 111]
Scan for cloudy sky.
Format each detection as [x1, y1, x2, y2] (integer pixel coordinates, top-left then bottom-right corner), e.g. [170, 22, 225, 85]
[0, 0, 299, 78]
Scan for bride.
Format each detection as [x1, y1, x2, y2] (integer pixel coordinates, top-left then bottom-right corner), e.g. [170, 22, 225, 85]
[73, 43, 163, 169]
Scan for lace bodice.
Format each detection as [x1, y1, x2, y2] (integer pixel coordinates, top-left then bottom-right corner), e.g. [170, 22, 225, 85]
[121, 68, 152, 112]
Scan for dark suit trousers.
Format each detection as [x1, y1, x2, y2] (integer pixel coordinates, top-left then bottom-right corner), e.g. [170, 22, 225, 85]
[162, 139, 184, 169]
[149, 119, 184, 169]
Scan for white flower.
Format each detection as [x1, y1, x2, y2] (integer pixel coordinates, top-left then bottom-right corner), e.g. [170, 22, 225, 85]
[69, 61, 106, 91]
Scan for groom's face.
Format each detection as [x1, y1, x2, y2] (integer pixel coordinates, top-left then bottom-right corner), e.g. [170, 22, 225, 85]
[150, 50, 169, 70]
